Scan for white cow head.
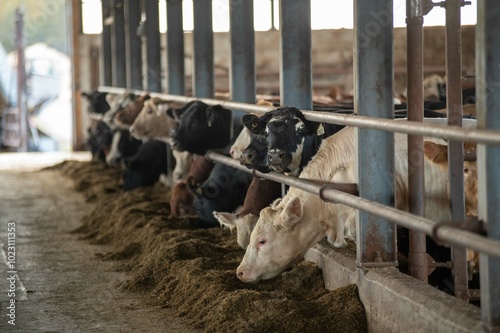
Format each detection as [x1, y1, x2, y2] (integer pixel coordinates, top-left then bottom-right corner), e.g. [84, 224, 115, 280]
[236, 197, 320, 283]
[229, 127, 251, 160]
[213, 211, 258, 249]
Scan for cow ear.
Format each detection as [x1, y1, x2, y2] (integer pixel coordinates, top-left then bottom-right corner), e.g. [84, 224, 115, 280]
[242, 114, 266, 134]
[270, 198, 282, 209]
[280, 197, 303, 229]
[423, 141, 448, 166]
[213, 212, 236, 230]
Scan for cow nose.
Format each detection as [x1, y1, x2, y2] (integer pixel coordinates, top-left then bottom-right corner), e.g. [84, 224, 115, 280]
[267, 150, 284, 164]
[236, 267, 245, 281]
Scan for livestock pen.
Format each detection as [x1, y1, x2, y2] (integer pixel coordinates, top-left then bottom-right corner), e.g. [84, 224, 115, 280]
[66, 0, 500, 332]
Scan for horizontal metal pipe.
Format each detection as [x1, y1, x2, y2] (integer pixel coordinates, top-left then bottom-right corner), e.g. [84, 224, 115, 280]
[205, 151, 500, 260]
[98, 86, 500, 145]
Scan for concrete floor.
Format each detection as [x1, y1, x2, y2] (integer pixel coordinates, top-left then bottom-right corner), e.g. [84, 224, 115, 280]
[0, 153, 200, 333]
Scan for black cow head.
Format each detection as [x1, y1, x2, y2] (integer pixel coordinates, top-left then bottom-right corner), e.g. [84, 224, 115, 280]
[82, 91, 110, 114]
[265, 106, 318, 175]
[192, 163, 253, 227]
[122, 140, 168, 191]
[167, 101, 232, 155]
[240, 113, 272, 172]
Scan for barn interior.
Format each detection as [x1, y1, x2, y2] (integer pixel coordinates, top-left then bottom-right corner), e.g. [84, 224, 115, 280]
[0, 1, 499, 332]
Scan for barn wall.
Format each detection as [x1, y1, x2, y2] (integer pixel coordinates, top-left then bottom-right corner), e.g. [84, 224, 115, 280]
[80, 24, 475, 99]
[181, 25, 475, 96]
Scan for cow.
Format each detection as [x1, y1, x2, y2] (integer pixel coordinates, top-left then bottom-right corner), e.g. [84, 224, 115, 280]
[129, 97, 193, 185]
[169, 156, 214, 218]
[112, 94, 150, 129]
[129, 97, 176, 140]
[167, 101, 233, 155]
[192, 162, 253, 227]
[236, 119, 477, 283]
[122, 140, 169, 191]
[230, 100, 275, 160]
[82, 91, 112, 161]
[106, 129, 143, 167]
[423, 139, 479, 278]
[101, 92, 138, 129]
[213, 177, 281, 249]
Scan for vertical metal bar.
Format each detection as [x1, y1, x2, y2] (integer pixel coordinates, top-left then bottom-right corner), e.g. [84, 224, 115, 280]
[354, 0, 397, 267]
[69, 0, 83, 150]
[111, 0, 127, 87]
[144, 0, 162, 92]
[445, 0, 468, 301]
[230, 0, 255, 130]
[192, 0, 214, 98]
[166, 0, 185, 95]
[406, 0, 428, 282]
[15, 7, 27, 153]
[279, 0, 312, 109]
[101, 0, 113, 86]
[477, 0, 500, 330]
[125, 0, 143, 89]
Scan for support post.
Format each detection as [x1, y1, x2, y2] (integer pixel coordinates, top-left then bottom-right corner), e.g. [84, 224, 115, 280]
[354, 0, 397, 267]
[477, 0, 500, 330]
[192, 0, 214, 98]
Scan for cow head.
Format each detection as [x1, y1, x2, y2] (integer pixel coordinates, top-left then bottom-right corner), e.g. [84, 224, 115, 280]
[192, 163, 253, 227]
[167, 101, 232, 155]
[236, 197, 315, 282]
[265, 107, 317, 175]
[82, 91, 110, 114]
[240, 113, 271, 172]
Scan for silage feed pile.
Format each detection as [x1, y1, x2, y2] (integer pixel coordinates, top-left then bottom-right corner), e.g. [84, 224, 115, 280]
[50, 160, 368, 333]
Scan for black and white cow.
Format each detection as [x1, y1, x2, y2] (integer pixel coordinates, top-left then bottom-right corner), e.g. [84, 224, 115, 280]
[167, 101, 234, 155]
[106, 129, 143, 167]
[122, 140, 168, 191]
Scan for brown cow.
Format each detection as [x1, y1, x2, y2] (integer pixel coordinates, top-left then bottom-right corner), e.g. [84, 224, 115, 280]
[169, 156, 214, 218]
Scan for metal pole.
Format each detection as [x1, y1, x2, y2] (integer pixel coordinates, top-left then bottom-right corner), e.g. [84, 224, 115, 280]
[354, 0, 397, 267]
[445, 0, 469, 301]
[230, 0, 256, 131]
[101, 0, 113, 86]
[97, 86, 500, 145]
[477, 0, 500, 330]
[406, 0, 428, 282]
[111, 0, 127, 87]
[15, 7, 27, 152]
[125, 0, 143, 90]
[144, 0, 162, 92]
[69, 0, 83, 150]
[279, 0, 312, 109]
[192, 0, 214, 98]
[166, 0, 185, 96]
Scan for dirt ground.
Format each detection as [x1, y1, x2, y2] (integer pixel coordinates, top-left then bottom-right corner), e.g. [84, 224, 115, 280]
[0, 156, 368, 333]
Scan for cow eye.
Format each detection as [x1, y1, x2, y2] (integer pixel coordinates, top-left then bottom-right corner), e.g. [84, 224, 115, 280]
[146, 108, 153, 114]
[464, 168, 470, 175]
[258, 239, 267, 247]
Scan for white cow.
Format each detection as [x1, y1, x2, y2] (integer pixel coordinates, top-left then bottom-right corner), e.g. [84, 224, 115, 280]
[237, 118, 477, 283]
[129, 98, 194, 184]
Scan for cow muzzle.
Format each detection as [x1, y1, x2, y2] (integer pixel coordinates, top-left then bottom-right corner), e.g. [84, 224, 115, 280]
[267, 149, 284, 165]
